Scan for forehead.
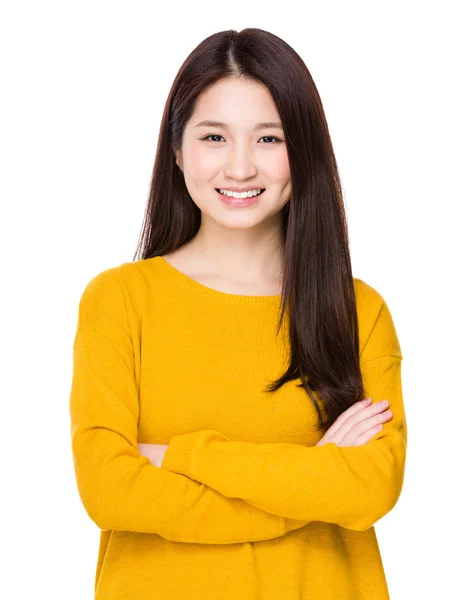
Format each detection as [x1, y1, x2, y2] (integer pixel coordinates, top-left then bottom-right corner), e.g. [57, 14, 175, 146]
[190, 78, 281, 127]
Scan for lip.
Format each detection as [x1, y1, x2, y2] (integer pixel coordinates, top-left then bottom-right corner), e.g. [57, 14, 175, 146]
[217, 186, 265, 192]
[216, 188, 264, 207]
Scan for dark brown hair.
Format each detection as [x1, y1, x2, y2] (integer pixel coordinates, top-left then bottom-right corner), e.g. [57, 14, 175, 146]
[134, 28, 364, 431]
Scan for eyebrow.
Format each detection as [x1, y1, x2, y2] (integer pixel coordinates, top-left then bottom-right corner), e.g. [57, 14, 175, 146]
[194, 120, 283, 131]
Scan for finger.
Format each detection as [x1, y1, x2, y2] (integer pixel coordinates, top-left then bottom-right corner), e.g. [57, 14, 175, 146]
[340, 410, 392, 446]
[331, 401, 389, 445]
[325, 398, 372, 438]
[353, 423, 384, 446]
[354, 409, 393, 436]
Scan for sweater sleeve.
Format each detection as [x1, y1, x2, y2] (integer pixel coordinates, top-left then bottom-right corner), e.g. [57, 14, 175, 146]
[69, 268, 308, 544]
[161, 297, 408, 533]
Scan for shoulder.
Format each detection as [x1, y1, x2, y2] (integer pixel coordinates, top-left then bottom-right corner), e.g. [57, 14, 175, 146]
[78, 257, 158, 302]
[353, 277, 402, 361]
[353, 277, 384, 319]
[78, 261, 130, 311]
[76, 259, 151, 339]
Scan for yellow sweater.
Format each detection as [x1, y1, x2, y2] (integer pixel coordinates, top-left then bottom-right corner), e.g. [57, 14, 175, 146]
[69, 255, 407, 599]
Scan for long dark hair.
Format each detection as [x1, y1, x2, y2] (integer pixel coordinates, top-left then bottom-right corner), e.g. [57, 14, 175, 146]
[133, 28, 364, 431]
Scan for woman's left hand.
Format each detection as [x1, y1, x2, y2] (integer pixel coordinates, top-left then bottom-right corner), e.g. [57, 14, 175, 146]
[138, 443, 169, 468]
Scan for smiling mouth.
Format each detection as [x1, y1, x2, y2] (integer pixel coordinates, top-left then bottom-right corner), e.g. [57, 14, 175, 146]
[215, 189, 266, 197]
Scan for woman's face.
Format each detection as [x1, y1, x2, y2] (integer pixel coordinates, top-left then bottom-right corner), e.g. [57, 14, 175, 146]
[175, 77, 291, 230]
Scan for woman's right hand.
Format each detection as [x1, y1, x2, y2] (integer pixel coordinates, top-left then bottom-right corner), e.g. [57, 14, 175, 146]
[316, 398, 393, 447]
[138, 443, 169, 467]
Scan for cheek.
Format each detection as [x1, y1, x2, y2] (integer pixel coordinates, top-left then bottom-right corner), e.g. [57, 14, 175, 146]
[261, 149, 291, 183]
[186, 145, 218, 180]
[275, 152, 291, 182]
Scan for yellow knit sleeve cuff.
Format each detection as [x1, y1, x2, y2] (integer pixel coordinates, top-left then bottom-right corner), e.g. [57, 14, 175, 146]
[161, 435, 196, 475]
[161, 429, 232, 475]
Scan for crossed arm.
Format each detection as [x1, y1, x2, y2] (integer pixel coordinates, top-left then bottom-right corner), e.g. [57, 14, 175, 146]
[70, 326, 309, 544]
[70, 271, 407, 542]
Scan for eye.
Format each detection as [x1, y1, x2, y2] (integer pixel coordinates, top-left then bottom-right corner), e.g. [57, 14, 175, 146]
[202, 134, 225, 143]
[258, 136, 282, 144]
[201, 135, 282, 144]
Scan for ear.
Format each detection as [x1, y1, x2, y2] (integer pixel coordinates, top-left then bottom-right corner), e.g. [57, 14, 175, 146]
[173, 147, 183, 171]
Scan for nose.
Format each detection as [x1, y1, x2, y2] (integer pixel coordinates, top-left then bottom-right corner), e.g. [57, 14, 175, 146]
[223, 143, 257, 180]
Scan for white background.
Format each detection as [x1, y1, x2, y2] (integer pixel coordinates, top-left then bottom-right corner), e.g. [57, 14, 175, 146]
[2, 1, 466, 598]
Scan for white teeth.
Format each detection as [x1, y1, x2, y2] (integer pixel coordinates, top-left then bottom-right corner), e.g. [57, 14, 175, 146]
[219, 188, 263, 198]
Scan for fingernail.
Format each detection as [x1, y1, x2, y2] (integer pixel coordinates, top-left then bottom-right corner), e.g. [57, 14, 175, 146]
[363, 397, 372, 404]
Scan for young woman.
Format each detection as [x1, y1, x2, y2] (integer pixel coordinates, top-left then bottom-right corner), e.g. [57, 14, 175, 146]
[70, 27, 407, 600]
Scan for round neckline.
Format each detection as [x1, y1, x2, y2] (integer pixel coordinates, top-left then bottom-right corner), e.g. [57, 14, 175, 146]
[153, 256, 282, 304]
